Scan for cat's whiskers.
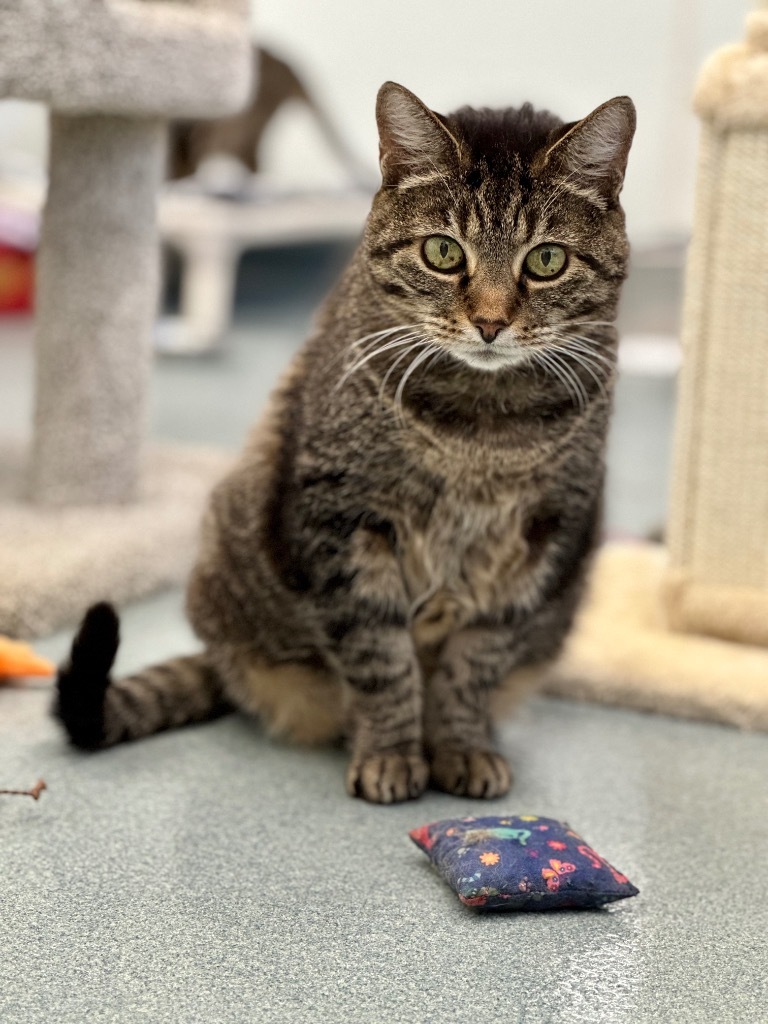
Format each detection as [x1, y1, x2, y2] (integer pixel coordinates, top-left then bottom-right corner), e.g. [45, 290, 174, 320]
[547, 343, 611, 398]
[552, 352, 591, 410]
[392, 343, 443, 425]
[553, 353, 590, 410]
[556, 343, 616, 378]
[350, 323, 422, 351]
[541, 319, 616, 333]
[545, 333, 616, 368]
[379, 335, 433, 399]
[528, 325, 619, 409]
[550, 331, 618, 373]
[327, 324, 419, 375]
[527, 322, 615, 343]
[530, 348, 589, 411]
[529, 326, 617, 368]
[424, 345, 448, 373]
[336, 331, 426, 392]
[554, 334, 605, 355]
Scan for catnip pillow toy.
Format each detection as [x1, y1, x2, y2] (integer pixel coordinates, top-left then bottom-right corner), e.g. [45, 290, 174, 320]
[409, 815, 639, 910]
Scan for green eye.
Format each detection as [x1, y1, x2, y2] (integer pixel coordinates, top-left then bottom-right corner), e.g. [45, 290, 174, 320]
[524, 244, 567, 280]
[422, 235, 465, 272]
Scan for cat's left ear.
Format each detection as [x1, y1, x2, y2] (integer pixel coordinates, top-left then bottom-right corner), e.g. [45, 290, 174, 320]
[541, 96, 636, 205]
[376, 82, 462, 187]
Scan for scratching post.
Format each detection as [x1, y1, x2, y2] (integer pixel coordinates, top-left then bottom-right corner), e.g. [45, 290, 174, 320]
[664, 4, 768, 647]
[29, 115, 165, 504]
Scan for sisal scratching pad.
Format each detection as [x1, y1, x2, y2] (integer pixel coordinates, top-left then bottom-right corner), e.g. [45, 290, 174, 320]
[0, 442, 233, 639]
[547, 542, 768, 732]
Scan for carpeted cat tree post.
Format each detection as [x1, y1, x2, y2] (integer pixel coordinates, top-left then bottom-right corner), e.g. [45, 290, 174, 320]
[548, 3, 768, 731]
[664, 6, 768, 649]
[0, 1, 251, 636]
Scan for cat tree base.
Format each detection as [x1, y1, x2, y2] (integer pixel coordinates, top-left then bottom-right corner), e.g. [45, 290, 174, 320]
[546, 542, 768, 731]
[0, 442, 233, 639]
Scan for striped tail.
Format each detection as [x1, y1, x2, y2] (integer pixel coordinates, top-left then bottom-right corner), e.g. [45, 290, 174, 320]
[55, 603, 230, 750]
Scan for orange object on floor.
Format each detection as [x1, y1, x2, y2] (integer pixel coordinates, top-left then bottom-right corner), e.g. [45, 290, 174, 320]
[0, 636, 54, 678]
[0, 244, 34, 312]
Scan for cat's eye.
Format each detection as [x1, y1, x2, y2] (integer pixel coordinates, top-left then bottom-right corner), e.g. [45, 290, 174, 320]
[422, 235, 465, 272]
[524, 244, 567, 280]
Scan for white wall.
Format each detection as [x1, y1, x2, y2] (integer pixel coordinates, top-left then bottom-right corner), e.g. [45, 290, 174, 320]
[252, 0, 749, 242]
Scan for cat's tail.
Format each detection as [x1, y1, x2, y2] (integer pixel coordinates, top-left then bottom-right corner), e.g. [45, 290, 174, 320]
[54, 603, 230, 750]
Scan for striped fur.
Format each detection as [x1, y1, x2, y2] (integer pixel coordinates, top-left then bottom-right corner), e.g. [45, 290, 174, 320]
[56, 83, 635, 803]
[55, 604, 230, 748]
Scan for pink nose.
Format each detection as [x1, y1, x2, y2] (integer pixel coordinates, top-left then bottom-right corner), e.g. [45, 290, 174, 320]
[471, 318, 509, 343]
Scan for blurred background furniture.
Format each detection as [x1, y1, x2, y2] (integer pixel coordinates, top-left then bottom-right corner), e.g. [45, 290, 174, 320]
[157, 43, 374, 353]
[156, 187, 371, 354]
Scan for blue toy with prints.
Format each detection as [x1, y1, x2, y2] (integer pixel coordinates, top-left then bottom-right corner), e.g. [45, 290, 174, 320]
[409, 814, 639, 910]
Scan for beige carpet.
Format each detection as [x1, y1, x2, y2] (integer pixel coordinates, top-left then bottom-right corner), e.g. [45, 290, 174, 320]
[0, 442, 233, 638]
[548, 542, 768, 731]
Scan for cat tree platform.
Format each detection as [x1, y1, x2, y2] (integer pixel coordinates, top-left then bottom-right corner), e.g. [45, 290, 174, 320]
[547, 543, 768, 732]
[157, 186, 371, 354]
[0, 442, 233, 639]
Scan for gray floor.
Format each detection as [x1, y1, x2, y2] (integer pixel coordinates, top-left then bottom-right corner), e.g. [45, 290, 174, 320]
[2, 246, 767, 1023]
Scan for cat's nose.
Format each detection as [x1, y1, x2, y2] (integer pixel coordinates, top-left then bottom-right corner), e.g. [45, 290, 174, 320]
[471, 317, 509, 344]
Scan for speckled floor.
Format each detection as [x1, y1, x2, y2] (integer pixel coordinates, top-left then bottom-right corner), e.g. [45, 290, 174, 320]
[2, 245, 767, 1023]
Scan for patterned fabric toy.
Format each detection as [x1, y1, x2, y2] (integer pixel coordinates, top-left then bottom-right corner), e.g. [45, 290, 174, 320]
[410, 815, 638, 910]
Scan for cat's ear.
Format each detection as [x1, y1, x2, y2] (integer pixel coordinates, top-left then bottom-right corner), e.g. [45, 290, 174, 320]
[541, 96, 636, 205]
[376, 82, 462, 187]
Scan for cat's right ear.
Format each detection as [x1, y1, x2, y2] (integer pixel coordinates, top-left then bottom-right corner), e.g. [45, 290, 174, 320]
[540, 97, 636, 206]
[376, 82, 462, 187]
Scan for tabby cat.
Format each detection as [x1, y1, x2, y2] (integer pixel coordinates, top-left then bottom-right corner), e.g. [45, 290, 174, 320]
[56, 82, 635, 804]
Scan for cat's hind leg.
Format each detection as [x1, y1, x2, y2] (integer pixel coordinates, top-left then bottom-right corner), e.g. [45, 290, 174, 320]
[212, 648, 346, 747]
[55, 603, 230, 749]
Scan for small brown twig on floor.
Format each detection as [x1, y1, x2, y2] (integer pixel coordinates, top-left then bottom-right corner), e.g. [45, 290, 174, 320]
[0, 778, 46, 800]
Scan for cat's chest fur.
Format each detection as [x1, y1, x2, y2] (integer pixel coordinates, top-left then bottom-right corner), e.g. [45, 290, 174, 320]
[395, 469, 536, 649]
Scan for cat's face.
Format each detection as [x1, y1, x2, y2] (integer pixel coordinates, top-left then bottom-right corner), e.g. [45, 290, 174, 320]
[363, 84, 635, 380]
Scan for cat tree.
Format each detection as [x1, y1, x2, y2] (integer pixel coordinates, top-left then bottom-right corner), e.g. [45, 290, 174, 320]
[0, 0, 252, 636]
[549, 3, 768, 731]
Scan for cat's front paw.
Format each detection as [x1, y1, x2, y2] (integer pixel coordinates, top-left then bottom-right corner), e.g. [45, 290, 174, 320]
[346, 751, 429, 804]
[429, 746, 512, 799]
